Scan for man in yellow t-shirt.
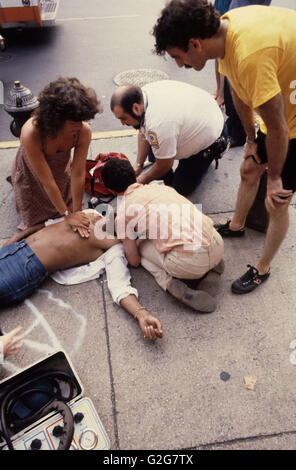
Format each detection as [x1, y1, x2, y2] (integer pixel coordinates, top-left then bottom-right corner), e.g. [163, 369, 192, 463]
[153, 0, 296, 294]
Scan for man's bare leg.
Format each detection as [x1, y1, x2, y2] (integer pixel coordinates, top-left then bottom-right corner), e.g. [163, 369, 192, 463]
[230, 158, 267, 231]
[231, 197, 291, 294]
[255, 201, 290, 275]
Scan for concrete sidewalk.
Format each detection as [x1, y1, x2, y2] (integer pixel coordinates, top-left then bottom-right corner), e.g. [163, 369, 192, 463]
[1, 133, 296, 450]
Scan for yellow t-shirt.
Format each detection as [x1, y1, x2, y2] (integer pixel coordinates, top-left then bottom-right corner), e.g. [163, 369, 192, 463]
[219, 5, 296, 138]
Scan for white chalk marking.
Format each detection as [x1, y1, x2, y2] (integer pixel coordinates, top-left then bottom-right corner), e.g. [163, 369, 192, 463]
[23, 338, 56, 355]
[1, 361, 22, 375]
[23, 319, 41, 337]
[57, 14, 141, 22]
[25, 298, 62, 352]
[289, 339, 296, 365]
[2, 290, 87, 376]
[37, 289, 87, 356]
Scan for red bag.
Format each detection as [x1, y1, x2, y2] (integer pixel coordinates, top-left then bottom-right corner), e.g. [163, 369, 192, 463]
[85, 152, 129, 198]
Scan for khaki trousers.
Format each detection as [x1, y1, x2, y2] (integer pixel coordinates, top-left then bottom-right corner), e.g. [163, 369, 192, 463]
[138, 229, 224, 291]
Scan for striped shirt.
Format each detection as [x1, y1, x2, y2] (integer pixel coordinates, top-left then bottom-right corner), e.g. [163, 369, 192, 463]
[116, 183, 214, 253]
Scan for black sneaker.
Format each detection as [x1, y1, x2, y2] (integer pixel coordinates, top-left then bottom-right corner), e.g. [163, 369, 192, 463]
[214, 220, 245, 237]
[231, 265, 270, 294]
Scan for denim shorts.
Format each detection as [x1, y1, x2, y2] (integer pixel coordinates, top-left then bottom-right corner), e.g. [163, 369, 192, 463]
[0, 240, 47, 308]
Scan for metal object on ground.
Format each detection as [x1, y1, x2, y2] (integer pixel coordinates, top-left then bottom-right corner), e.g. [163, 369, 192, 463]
[4, 80, 39, 137]
[113, 68, 169, 88]
[0, 0, 60, 29]
[0, 34, 6, 51]
[0, 351, 110, 451]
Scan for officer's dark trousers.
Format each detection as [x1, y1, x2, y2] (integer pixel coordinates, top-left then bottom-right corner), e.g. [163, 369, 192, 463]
[224, 77, 246, 145]
[148, 149, 214, 197]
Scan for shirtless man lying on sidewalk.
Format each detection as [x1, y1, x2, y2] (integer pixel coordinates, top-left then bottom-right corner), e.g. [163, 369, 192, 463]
[0, 211, 162, 341]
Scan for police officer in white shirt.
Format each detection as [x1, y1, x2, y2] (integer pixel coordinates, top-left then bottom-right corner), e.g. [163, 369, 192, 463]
[111, 80, 226, 196]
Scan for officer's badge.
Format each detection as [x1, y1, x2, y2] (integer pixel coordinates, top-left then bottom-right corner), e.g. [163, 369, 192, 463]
[147, 131, 160, 149]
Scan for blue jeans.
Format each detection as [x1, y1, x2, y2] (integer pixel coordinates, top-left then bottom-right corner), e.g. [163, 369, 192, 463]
[229, 0, 271, 8]
[0, 240, 47, 307]
[214, 0, 232, 15]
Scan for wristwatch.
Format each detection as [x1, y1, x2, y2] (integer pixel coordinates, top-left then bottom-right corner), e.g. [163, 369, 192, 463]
[136, 162, 143, 167]
[64, 210, 69, 217]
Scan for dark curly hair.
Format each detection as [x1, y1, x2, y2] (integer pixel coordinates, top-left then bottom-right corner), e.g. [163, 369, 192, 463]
[32, 77, 101, 138]
[153, 0, 220, 55]
[101, 159, 136, 194]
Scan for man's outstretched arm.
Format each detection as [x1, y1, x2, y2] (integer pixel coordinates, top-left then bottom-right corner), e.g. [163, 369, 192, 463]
[134, 134, 151, 177]
[137, 157, 174, 185]
[231, 87, 256, 147]
[120, 294, 163, 341]
[2, 223, 45, 247]
[104, 243, 163, 341]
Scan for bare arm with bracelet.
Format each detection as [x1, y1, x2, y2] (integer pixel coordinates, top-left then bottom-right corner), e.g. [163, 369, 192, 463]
[120, 295, 163, 341]
[133, 134, 151, 177]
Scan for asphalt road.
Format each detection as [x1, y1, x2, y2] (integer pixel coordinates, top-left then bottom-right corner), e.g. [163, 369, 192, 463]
[0, 0, 215, 142]
[1, 0, 296, 452]
[0, 0, 294, 142]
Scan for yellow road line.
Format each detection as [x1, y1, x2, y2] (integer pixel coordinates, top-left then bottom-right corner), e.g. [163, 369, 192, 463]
[92, 129, 138, 139]
[0, 141, 20, 149]
[0, 129, 138, 149]
[57, 14, 141, 22]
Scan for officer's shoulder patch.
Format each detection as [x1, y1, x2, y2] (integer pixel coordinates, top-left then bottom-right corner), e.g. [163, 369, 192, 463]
[147, 131, 160, 149]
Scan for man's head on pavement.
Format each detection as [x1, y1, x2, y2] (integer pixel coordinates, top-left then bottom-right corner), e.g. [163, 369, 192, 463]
[111, 85, 145, 130]
[152, 0, 222, 71]
[101, 159, 137, 194]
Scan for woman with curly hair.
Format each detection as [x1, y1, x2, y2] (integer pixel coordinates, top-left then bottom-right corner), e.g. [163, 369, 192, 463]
[11, 77, 102, 237]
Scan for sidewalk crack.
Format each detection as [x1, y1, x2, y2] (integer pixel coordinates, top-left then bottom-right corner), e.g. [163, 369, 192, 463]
[98, 276, 120, 450]
[187, 429, 296, 450]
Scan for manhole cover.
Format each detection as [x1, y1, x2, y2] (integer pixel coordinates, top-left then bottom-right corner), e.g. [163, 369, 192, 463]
[0, 54, 12, 62]
[113, 68, 169, 87]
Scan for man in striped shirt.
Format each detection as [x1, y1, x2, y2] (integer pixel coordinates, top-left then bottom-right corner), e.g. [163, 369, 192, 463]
[101, 158, 224, 313]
